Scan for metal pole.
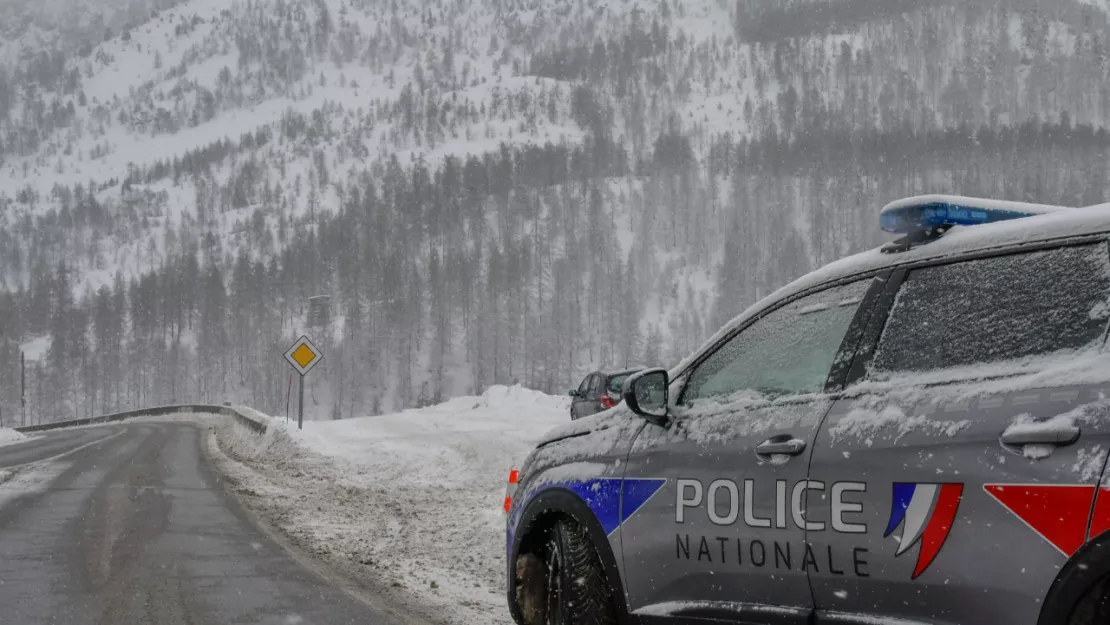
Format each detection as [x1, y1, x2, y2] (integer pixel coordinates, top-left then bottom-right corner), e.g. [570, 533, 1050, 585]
[298, 374, 305, 430]
[21, 351, 25, 428]
[286, 374, 292, 423]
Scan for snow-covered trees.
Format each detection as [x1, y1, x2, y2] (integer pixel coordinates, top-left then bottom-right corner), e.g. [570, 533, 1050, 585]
[1, 0, 1109, 424]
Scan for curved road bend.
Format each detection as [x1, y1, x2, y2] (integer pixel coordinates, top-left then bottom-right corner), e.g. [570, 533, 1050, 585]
[0, 421, 401, 625]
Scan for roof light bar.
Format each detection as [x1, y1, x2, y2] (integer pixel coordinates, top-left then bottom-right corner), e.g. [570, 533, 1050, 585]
[880, 195, 1069, 235]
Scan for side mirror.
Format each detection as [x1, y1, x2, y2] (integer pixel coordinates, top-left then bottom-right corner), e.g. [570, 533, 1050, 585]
[622, 368, 669, 424]
[569, 389, 579, 398]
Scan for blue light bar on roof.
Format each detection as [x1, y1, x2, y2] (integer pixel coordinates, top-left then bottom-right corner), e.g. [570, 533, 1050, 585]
[879, 195, 1069, 234]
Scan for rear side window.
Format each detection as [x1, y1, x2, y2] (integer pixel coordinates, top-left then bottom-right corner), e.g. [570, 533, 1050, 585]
[871, 242, 1110, 375]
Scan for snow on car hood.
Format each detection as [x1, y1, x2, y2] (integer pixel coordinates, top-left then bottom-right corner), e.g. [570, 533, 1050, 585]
[534, 406, 633, 449]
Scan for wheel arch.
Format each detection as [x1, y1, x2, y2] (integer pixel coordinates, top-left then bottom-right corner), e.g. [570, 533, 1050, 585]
[507, 487, 633, 625]
[1038, 530, 1110, 625]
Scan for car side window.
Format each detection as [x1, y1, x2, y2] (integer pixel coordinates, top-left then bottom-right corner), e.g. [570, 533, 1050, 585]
[870, 242, 1110, 376]
[577, 376, 591, 396]
[682, 279, 871, 403]
[587, 374, 601, 397]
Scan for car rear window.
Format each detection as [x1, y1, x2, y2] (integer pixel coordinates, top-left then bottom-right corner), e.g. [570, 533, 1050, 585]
[871, 242, 1110, 375]
[607, 374, 630, 394]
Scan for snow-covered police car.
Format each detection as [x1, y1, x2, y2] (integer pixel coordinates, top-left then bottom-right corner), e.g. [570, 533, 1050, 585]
[505, 195, 1110, 625]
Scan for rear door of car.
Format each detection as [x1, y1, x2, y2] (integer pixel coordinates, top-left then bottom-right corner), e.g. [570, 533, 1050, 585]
[806, 239, 1110, 625]
[618, 276, 882, 624]
[573, 374, 597, 418]
[582, 374, 604, 417]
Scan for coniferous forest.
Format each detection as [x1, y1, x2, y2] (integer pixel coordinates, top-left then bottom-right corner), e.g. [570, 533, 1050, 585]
[0, 0, 1107, 422]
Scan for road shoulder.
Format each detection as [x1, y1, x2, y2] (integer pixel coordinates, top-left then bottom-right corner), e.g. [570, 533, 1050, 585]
[201, 419, 464, 625]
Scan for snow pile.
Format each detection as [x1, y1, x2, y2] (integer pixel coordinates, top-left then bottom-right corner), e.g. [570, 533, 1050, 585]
[291, 385, 568, 485]
[211, 385, 570, 624]
[0, 427, 27, 448]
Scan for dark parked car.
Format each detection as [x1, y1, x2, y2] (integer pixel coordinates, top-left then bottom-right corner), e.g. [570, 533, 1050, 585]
[568, 368, 643, 419]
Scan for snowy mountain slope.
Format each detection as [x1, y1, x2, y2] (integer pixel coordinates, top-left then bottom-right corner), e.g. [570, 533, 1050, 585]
[0, 0, 188, 64]
[11, 0, 1105, 202]
[0, 0, 1108, 424]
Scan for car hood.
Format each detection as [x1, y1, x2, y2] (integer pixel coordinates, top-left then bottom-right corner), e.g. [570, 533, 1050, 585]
[536, 406, 628, 448]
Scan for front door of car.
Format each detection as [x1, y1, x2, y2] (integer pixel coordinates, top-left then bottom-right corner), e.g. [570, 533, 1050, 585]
[618, 278, 877, 623]
[806, 242, 1110, 625]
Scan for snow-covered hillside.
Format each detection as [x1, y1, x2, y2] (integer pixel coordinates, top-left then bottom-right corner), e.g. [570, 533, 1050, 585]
[212, 385, 569, 624]
[1, 0, 1108, 424]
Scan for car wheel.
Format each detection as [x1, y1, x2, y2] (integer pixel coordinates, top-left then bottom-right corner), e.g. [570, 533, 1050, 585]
[542, 519, 616, 625]
[1069, 573, 1110, 624]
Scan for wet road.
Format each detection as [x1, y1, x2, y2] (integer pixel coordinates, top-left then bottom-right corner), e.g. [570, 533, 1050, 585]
[0, 422, 401, 625]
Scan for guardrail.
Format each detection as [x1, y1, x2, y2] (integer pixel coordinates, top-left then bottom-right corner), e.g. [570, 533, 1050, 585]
[13, 404, 269, 435]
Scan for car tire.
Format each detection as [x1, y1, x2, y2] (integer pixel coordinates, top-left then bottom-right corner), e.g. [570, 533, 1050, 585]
[570, 407, 578, 420]
[542, 519, 616, 625]
[1069, 573, 1110, 624]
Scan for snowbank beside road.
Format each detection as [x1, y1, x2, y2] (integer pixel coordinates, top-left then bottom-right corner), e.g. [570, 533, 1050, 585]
[291, 385, 570, 488]
[212, 385, 570, 625]
[0, 427, 27, 448]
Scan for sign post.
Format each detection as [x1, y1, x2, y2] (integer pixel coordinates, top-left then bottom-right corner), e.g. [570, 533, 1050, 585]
[283, 335, 323, 430]
[20, 351, 25, 428]
[285, 374, 293, 423]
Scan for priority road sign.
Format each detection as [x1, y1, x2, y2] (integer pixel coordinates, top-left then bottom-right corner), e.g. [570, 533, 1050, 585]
[284, 335, 323, 376]
[284, 335, 322, 431]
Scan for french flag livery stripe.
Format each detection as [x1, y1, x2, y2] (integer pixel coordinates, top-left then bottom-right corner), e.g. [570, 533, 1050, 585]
[884, 483, 964, 579]
[985, 484, 1105, 557]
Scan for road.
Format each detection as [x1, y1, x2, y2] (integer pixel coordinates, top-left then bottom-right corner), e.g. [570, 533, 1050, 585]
[0, 421, 403, 625]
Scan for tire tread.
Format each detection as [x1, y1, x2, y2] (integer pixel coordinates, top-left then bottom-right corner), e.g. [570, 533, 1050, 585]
[552, 519, 616, 625]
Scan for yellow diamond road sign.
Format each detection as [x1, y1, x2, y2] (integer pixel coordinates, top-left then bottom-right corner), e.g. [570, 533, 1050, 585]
[291, 344, 316, 368]
[284, 335, 322, 376]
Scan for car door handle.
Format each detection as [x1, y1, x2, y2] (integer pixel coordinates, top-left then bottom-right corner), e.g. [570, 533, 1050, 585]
[1000, 424, 1081, 447]
[755, 436, 807, 456]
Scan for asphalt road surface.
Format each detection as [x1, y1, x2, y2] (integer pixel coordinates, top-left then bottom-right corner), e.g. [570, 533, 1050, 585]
[0, 421, 402, 625]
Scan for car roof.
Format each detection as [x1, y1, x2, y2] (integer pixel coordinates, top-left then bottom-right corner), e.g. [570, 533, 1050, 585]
[603, 368, 644, 377]
[670, 201, 1110, 379]
[584, 368, 643, 379]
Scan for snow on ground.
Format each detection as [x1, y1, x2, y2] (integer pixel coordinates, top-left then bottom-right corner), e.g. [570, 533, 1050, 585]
[0, 461, 72, 506]
[0, 428, 28, 448]
[20, 335, 51, 362]
[210, 385, 570, 624]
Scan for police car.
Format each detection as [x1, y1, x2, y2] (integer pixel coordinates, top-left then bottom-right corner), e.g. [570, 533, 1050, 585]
[504, 195, 1110, 625]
